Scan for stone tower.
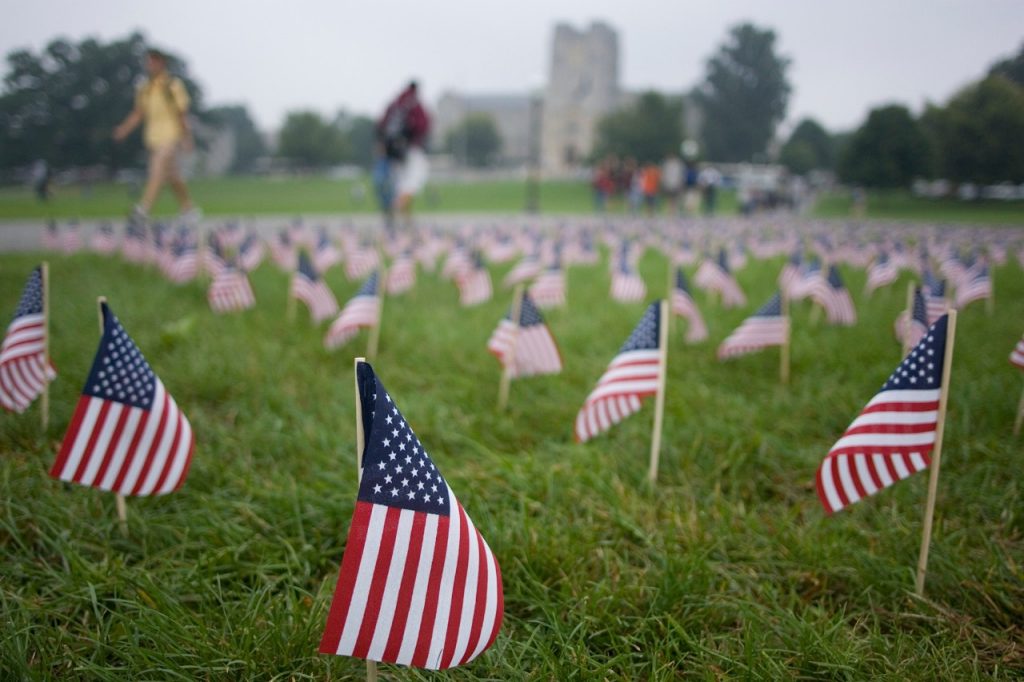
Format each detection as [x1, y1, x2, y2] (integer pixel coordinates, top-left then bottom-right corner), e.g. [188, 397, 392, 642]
[541, 21, 621, 174]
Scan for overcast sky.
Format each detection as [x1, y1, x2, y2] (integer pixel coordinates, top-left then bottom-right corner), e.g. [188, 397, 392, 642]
[2, 0, 1021, 134]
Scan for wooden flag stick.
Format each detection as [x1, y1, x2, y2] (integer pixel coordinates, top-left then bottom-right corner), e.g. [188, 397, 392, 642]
[987, 265, 995, 316]
[367, 263, 387, 362]
[497, 285, 525, 412]
[352, 356, 379, 682]
[647, 299, 670, 485]
[97, 296, 129, 536]
[41, 261, 50, 432]
[780, 295, 791, 385]
[1013, 380, 1024, 437]
[902, 281, 915, 357]
[915, 309, 958, 597]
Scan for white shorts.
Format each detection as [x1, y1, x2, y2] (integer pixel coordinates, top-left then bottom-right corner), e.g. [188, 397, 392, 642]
[396, 147, 429, 197]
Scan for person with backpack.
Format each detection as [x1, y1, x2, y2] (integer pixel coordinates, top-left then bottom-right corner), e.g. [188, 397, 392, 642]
[376, 81, 431, 227]
[113, 48, 200, 225]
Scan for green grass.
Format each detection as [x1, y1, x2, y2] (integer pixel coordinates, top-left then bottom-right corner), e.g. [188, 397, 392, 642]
[814, 190, 1024, 225]
[1, 248, 1023, 679]
[0, 177, 739, 221]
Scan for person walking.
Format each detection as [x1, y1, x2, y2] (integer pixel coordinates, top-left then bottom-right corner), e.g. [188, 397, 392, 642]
[113, 48, 200, 224]
[376, 81, 431, 227]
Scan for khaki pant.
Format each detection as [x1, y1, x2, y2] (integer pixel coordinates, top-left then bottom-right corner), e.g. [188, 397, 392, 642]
[147, 142, 183, 186]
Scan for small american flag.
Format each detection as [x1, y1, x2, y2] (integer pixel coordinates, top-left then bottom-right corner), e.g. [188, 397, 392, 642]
[49, 302, 194, 496]
[457, 254, 492, 307]
[789, 258, 828, 302]
[717, 293, 789, 360]
[923, 269, 947, 324]
[325, 271, 380, 350]
[1010, 333, 1024, 369]
[319, 361, 503, 669]
[122, 220, 150, 264]
[62, 222, 82, 254]
[894, 286, 928, 349]
[814, 266, 857, 326]
[694, 251, 746, 308]
[529, 258, 566, 309]
[314, 228, 342, 273]
[90, 223, 119, 254]
[670, 268, 708, 343]
[271, 229, 296, 271]
[237, 232, 265, 272]
[574, 301, 662, 442]
[955, 260, 992, 309]
[165, 240, 199, 284]
[778, 250, 802, 297]
[503, 255, 541, 287]
[292, 252, 339, 323]
[386, 253, 417, 296]
[345, 242, 381, 282]
[610, 249, 646, 303]
[0, 267, 56, 413]
[205, 234, 227, 277]
[208, 266, 256, 314]
[487, 292, 562, 378]
[817, 315, 949, 514]
[42, 221, 61, 251]
[865, 252, 898, 294]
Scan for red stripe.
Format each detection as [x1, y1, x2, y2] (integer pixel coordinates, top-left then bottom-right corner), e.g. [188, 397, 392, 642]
[381, 511, 427, 662]
[50, 396, 91, 477]
[828, 444, 936, 459]
[319, 501, 374, 654]
[832, 456, 853, 510]
[72, 400, 113, 483]
[439, 505, 472, 668]
[91, 406, 132, 486]
[172, 431, 197, 491]
[860, 400, 939, 415]
[862, 454, 886, 493]
[458, 528, 489, 665]
[129, 392, 171, 495]
[843, 422, 936, 437]
[481, 549, 504, 654]
[847, 455, 869, 501]
[411, 514, 451, 667]
[815, 466, 835, 515]
[111, 408, 151, 493]
[351, 506, 403, 659]
[150, 411, 184, 494]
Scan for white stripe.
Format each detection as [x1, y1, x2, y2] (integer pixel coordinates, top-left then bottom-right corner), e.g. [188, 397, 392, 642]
[336, 504, 388, 655]
[819, 457, 843, 512]
[78, 402, 124, 486]
[119, 382, 167, 493]
[367, 509, 415, 661]
[846, 410, 938, 428]
[395, 513, 440, 666]
[587, 379, 659, 403]
[853, 455, 878, 496]
[426, 495, 463, 669]
[137, 391, 182, 495]
[157, 413, 193, 494]
[98, 408, 144, 490]
[837, 455, 861, 506]
[872, 454, 895, 488]
[831, 431, 936, 450]
[891, 457, 911, 479]
[864, 389, 940, 408]
[468, 542, 499, 661]
[908, 452, 928, 472]
[449, 512, 480, 665]
[58, 398, 104, 481]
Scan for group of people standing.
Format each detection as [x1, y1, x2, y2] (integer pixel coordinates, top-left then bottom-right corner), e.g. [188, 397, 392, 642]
[592, 155, 721, 217]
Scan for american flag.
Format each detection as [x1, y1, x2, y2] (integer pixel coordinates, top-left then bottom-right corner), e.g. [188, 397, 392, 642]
[670, 268, 708, 343]
[955, 261, 992, 309]
[122, 220, 150, 264]
[205, 234, 228, 277]
[487, 292, 562, 378]
[237, 232, 265, 272]
[271, 229, 296, 271]
[314, 228, 342, 273]
[61, 222, 83, 254]
[319, 361, 503, 669]
[574, 301, 662, 443]
[49, 302, 194, 496]
[923, 269, 947, 325]
[610, 249, 646, 303]
[694, 252, 746, 308]
[529, 259, 566, 309]
[346, 242, 381, 282]
[1010, 333, 1024, 370]
[325, 271, 380, 350]
[778, 249, 802, 297]
[442, 245, 473, 282]
[865, 252, 898, 294]
[208, 266, 256, 314]
[386, 253, 416, 296]
[292, 251, 339, 323]
[894, 286, 928, 350]
[90, 223, 119, 254]
[503, 255, 541, 287]
[717, 293, 789, 360]
[42, 221, 61, 250]
[817, 315, 949, 514]
[814, 265, 857, 326]
[0, 267, 56, 413]
[457, 254, 492, 307]
[789, 258, 829, 302]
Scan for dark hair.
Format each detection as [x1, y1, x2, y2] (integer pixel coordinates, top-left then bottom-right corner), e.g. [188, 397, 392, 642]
[407, 80, 418, 92]
[146, 48, 168, 63]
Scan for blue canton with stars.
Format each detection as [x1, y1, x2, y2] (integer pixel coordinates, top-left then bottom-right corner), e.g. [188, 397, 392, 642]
[881, 314, 947, 392]
[911, 287, 927, 325]
[83, 303, 157, 409]
[13, 267, 44, 321]
[355, 271, 379, 297]
[506, 292, 545, 328]
[618, 301, 661, 354]
[675, 268, 690, 294]
[356, 362, 450, 516]
[827, 265, 846, 291]
[753, 292, 783, 318]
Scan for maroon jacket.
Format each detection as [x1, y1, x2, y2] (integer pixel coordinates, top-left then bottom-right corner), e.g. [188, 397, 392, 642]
[378, 87, 430, 148]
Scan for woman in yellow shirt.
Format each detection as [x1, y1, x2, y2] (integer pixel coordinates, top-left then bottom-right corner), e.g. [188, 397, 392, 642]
[113, 48, 200, 223]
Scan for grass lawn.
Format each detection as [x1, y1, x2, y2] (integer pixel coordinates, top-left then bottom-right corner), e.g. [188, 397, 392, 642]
[0, 176, 738, 221]
[814, 191, 1024, 225]
[1, 245, 1022, 679]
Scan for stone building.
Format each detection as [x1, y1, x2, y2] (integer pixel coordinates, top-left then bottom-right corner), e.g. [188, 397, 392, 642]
[433, 92, 536, 165]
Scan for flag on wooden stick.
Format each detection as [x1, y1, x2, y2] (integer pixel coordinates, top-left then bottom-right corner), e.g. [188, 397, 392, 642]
[325, 272, 381, 350]
[816, 314, 950, 514]
[487, 292, 562, 378]
[457, 253, 493, 306]
[1010, 333, 1024, 370]
[0, 266, 56, 413]
[894, 286, 928, 350]
[49, 302, 194, 496]
[208, 266, 256, 314]
[574, 301, 662, 442]
[292, 251, 339, 323]
[670, 268, 707, 343]
[717, 293, 789, 360]
[319, 361, 503, 669]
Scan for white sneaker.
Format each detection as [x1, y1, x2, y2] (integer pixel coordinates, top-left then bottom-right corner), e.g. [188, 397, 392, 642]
[179, 206, 203, 226]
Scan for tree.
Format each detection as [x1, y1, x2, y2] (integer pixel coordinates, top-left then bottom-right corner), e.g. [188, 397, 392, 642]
[928, 76, 1024, 184]
[0, 32, 203, 172]
[696, 23, 791, 162]
[838, 105, 931, 188]
[207, 105, 265, 173]
[592, 91, 683, 163]
[445, 113, 502, 167]
[989, 42, 1024, 89]
[277, 110, 347, 168]
[778, 118, 833, 174]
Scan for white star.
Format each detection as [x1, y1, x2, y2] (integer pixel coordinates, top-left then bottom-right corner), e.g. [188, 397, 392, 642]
[398, 442, 406, 451]
[401, 478, 409, 487]
[373, 484, 382, 494]
[382, 438, 390, 447]
[377, 462, 385, 470]
[385, 415, 393, 424]
[407, 491, 416, 500]
[424, 495, 431, 503]
[431, 484, 438, 493]
[390, 488, 399, 496]
[384, 475, 392, 484]
[417, 481, 424, 490]
[388, 452, 396, 461]
[391, 428, 399, 437]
